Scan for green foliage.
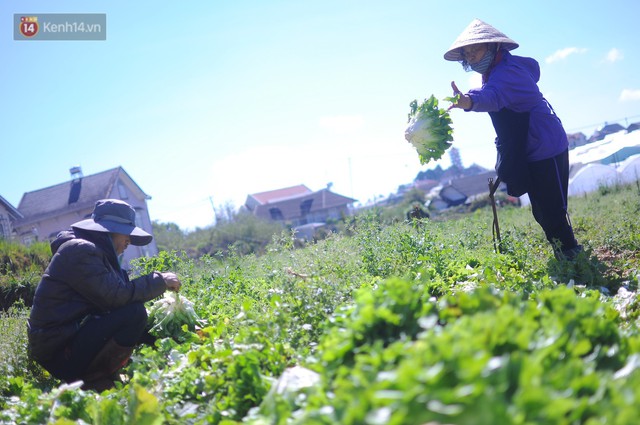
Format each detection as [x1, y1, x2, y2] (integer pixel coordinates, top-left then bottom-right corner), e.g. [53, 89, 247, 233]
[0, 304, 52, 385]
[1, 182, 640, 423]
[316, 278, 436, 374]
[131, 249, 191, 276]
[154, 211, 285, 258]
[0, 239, 50, 274]
[151, 221, 187, 254]
[0, 240, 50, 309]
[293, 284, 640, 425]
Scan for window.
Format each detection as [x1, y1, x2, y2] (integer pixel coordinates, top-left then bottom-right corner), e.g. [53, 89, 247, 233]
[118, 183, 128, 199]
[134, 209, 144, 227]
[68, 180, 81, 204]
[300, 199, 313, 216]
[269, 208, 284, 221]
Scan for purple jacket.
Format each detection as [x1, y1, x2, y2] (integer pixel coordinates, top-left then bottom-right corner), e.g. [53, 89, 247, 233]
[467, 50, 568, 162]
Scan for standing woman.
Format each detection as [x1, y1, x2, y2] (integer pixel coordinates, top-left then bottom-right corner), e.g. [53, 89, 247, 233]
[445, 19, 582, 260]
[28, 199, 182, 391]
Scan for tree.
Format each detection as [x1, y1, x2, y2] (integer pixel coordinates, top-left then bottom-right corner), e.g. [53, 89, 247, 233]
[152, 221, 187, 253]
[415, 165, 445, 181]
[449, 147, 464, 171]
[215, 201, 239, 224]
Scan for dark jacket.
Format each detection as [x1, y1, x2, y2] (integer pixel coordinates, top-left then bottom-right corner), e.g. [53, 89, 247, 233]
[28, 229, 166, 363]
[490, 107, 531, 197]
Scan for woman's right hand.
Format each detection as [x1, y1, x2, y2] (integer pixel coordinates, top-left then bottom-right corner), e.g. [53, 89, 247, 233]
[160, 272, 181, 292]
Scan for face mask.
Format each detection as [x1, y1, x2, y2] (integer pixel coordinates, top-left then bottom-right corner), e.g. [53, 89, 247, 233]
[470, 49, 496, 74]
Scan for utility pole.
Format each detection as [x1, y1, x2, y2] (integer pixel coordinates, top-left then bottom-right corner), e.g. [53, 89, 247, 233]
[209, 196, 216, 225]
[348, 157, 354, 199]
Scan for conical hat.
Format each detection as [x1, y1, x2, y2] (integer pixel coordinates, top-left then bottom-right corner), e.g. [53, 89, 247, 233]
[444, 19, 519, 61]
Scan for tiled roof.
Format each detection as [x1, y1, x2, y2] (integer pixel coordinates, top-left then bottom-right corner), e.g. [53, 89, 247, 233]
[16, 167, 146, 223]
[628, 122, 640, 132]
[414, 179, 439, 191]
[0, 194, 22, 219]
[440, 171, 500, 204]
[253, 188, 356, 221]
[248, 184, 312, 205]
[589, 123, 626, 142]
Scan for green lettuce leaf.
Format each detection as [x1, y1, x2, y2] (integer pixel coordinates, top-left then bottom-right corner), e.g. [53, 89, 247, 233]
[405, 95, 454, 164]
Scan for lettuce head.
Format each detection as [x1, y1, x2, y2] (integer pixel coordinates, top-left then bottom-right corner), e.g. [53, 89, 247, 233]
[405, 95, 454, 164]
[147, 292, 202, 339]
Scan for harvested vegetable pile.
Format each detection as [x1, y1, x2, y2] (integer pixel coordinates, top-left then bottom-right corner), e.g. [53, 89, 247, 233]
[405, 95, 455, 164]
[147, 292, 202, 339]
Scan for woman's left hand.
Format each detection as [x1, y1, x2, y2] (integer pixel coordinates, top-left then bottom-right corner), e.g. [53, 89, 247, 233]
[448, 81, 473, 111]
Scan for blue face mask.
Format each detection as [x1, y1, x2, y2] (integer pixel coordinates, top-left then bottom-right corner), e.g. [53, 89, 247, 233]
[470, 49, 496, 74]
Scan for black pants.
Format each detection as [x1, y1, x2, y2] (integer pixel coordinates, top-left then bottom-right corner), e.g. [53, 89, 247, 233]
[43, 302, 147, 383]
[527, 149, 578, 252]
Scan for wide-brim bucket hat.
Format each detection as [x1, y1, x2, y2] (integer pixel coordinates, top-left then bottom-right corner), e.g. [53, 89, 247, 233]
[444, 18, 519, 61]
[72, 199, 153, 246]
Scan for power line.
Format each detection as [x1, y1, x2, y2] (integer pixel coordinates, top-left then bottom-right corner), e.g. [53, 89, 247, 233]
[565, 114, 640, 133]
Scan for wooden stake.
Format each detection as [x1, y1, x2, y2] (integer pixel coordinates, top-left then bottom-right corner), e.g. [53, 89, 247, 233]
[488, 177, 502, 253]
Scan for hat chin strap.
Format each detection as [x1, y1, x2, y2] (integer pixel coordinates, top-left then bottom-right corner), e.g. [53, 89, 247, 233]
[94, 214, 134, 226]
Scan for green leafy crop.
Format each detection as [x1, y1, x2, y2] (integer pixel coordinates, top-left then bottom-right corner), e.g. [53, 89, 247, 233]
[405, 95, 455, 164]
[147, 292, 203, 340]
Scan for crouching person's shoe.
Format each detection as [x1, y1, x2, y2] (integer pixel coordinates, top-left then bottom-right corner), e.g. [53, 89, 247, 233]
[80, 339, 134, 392]
[137, 328, 157, 347]
[81, 376, 117, 392]
[554, 244, 584, 261]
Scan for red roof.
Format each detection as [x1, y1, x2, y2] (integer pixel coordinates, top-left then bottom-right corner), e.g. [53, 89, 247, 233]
[249, 184, 312, 205]
[252, 188, 356, 222]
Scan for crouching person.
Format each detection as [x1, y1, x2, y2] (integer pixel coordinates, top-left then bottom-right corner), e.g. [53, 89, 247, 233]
[27, 199, 181, 391]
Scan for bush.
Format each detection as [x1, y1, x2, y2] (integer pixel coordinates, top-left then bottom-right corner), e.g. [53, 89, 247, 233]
[0, 240, 50, 309]
[0, 304, 52, 386]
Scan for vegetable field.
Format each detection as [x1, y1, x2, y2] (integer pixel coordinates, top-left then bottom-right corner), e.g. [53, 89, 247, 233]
[2, 182, 640, 424]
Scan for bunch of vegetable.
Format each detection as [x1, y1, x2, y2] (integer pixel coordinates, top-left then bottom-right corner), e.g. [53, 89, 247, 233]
[147, 292, 202, 339]
[404, 95, 455, 164]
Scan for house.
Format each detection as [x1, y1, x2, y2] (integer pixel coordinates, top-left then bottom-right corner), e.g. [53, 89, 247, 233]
[0, 195, 23, 240]
[244, 184, 356, 228]
[567, 132, 587, 149]
[627, 122, 640, 133]
[245, 185, 313, 213]
[437, 170, 504, 207]
[588, 123, 626, 143]
[413, 179, 440, 194]
[12, 166, 157, 269]
[397, 179, 440, 197]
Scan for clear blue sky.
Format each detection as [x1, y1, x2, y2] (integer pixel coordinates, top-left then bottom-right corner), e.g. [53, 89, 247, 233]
[2, 1, 639, 230]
